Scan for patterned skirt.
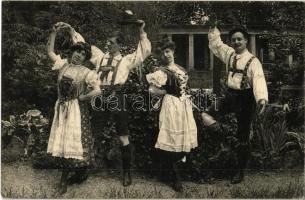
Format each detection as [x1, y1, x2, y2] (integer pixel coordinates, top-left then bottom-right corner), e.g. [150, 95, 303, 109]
[47, 100, 95, 169]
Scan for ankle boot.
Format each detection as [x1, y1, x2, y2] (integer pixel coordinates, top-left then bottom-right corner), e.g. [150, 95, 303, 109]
[57, 170, 69, 195]
[172, 163, 183, 192]
[230, 169, 244, 184]
[121, 144, 134, 186]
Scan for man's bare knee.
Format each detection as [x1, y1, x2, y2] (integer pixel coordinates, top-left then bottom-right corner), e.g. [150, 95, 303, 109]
[119, 135, 129, 146]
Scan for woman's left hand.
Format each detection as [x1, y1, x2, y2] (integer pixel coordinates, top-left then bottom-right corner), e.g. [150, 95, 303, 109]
[78, 95, 85, 102]
[137, 20, 145, 31]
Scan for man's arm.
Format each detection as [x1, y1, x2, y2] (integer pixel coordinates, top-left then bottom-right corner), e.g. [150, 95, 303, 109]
[208, 27, 234, 65]
[250, 59, 268, 114]
[125, 20, 152, 70]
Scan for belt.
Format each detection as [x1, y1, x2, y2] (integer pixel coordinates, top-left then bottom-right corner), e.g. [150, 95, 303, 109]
[227, 88, 252, 95]
[101, 85, 124, 97]
[101, 85, 123, 92]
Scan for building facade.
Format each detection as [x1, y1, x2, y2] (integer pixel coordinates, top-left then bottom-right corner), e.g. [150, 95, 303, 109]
[160, 25, 278, 94]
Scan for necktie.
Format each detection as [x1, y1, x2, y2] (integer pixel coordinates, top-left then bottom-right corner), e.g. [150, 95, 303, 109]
[231, 55, 237, 77]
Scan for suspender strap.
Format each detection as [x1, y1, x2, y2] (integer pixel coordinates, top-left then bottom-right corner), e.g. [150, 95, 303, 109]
[99, 57, 113, 81]
[96, 54, 105, 72]
[98, 56, 123, 86]
[227, 52, 235, 73]
[243, 56, 255, 76]
[110, 58, 123, 86]
[240, 56, 256, 89]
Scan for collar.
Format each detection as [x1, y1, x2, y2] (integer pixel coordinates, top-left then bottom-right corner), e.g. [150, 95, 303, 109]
[104, 52, 123, 61]
[235, 49, 250, 59]
[168, 64, 185, 75]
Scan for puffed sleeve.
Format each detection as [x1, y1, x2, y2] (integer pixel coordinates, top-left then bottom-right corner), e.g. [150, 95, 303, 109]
[146, 70, 167, 88]
[85, 70, 101, 89]
[51, 54, 68, 71]
[90, 45, 105, 69]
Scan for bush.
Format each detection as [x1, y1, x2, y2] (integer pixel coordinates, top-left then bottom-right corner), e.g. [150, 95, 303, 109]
[249, 107, 304, 170]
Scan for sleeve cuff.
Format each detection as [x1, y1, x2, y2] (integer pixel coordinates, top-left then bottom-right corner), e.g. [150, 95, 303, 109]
[72, 30, 85, 43]
[52, 56, 68, 71]
[140, 32, 147, 40]
[208, 27, 221, 41]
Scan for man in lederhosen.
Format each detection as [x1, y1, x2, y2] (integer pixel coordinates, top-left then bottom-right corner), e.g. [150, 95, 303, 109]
[207, 22, 268, 184]
[67, 20, 151, 186]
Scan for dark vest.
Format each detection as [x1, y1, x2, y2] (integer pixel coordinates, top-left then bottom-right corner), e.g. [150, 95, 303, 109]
[158, 65, 188, 97]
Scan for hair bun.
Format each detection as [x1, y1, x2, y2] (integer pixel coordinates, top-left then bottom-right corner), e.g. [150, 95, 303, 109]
[156, 34, 176, 51]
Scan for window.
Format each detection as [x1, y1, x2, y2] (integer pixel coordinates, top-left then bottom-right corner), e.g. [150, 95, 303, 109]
[172, 34, 188, 68]
[194, 34, 210, 70]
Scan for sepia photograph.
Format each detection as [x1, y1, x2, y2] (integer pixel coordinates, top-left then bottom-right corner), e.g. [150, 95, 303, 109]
[1, 0, 304, 198]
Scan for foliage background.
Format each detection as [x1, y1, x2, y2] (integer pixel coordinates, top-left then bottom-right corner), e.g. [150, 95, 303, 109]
[2, 1, 304, 179]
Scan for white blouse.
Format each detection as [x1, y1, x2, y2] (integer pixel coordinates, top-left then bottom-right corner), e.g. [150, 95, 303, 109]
[52, 54, 100, 89]
[146, 64, 189, 100]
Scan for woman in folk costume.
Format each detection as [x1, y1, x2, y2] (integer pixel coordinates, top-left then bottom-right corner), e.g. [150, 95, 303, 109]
[46, 22, 101, 195]
[146, 37, 197, 192]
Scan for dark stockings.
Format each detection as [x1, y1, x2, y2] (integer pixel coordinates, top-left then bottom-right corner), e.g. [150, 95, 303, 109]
[57, 170, 69, 195]
[121, 144, 134, 186]
[157, 150, 185, 192]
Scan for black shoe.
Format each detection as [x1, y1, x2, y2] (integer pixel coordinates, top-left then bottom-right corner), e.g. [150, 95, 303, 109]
[56, 184, 67, 195]
[123, 171, 132, 187]
[67, 171, 88, 185]
[230, 170, 244, 184]
[55, 171, 69, 196]
[172, 180, 183, 192]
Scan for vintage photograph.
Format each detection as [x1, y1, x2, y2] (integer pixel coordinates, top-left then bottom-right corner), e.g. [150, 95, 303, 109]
[1, 1, 304, 198]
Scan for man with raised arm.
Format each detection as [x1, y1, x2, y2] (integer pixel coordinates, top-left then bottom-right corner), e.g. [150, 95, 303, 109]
[207, 21, 268, 184]
[65, 21, 151, 186]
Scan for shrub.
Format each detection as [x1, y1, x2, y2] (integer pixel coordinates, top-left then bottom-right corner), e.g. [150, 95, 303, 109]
[250, 107, 304, 169]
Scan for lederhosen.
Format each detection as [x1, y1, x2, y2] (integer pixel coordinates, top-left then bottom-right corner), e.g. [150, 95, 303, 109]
[210, 52, 257, 169]
[91, 55, 129, 137]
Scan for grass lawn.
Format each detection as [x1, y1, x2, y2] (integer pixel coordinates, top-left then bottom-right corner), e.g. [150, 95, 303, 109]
[1, 161, 304, 199]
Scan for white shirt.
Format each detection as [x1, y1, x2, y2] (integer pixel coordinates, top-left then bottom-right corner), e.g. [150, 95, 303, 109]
[208, 27, 268, 103]
[72, 31, 151, 86]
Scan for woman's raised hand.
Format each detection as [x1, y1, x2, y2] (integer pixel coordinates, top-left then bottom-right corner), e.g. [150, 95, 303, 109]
[52, 22, 73, 33]
[137, 20, 145, 34]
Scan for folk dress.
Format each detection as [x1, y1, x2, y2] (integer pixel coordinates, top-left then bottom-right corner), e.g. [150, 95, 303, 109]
[47, 55, 100, 168]
[146, 64, 197, 152]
